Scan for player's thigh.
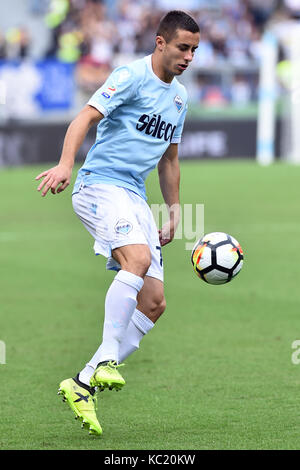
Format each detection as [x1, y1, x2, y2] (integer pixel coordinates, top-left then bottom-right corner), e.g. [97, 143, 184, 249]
[136, 276, 166, 323]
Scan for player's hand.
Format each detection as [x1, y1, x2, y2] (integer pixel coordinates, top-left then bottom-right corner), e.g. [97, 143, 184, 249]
[35, 164, 72, 197]
[159, 204, 180, 246]
[159, 220, 177, 247]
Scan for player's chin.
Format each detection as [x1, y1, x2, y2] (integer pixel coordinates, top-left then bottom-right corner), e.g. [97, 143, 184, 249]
[173, 68, 183, 76]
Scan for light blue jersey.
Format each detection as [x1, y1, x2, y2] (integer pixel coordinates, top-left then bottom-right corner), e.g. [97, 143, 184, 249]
[73, 55, 188, 200]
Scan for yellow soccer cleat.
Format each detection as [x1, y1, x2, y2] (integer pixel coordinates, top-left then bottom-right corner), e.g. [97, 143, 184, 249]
[58, 376, 102, 436]
[90, 361, 125, 391]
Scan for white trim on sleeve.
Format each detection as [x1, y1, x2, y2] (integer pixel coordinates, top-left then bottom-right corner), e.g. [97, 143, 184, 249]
[88, 100, 108, 118]
[171, 137, 181, 144]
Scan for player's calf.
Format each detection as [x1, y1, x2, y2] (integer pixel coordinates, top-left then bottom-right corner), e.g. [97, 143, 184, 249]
[137, 276, 166, 323]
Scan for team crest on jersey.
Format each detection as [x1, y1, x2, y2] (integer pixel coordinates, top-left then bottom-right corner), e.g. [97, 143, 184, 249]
[174, 95, 183, 112]
[115, 219, 133, 235]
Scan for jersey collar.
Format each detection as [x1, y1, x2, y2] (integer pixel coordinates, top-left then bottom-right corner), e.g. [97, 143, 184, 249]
[145, 54, 172, 88]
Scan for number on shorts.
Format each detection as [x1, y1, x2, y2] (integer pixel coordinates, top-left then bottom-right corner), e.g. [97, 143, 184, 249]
[156, 245, 163, 267]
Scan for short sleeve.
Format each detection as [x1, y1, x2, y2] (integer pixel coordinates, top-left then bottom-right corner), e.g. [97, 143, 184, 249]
[171, 103, 188, 144]
[88, 66, 135, 117]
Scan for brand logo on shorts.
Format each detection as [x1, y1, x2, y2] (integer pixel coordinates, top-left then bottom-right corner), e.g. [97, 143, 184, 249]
[115, 219, 133, 235]
[91, 203, 97, 215]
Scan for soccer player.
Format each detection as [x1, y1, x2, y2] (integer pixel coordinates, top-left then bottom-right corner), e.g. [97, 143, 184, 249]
[36, 10, 200, 435]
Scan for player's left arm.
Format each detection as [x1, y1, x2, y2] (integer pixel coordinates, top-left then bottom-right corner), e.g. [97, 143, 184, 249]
[157, 143, 181, 247]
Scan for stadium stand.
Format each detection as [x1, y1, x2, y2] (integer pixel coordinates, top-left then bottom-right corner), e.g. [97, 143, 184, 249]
[0, 0, 299, 164]
[0, 0, 286, 109]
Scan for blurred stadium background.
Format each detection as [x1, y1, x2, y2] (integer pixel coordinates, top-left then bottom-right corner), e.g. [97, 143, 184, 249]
[1, 0, 300, 165]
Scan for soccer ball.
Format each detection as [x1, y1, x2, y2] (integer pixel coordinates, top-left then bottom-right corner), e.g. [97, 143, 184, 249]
[191, 232, 244, 285]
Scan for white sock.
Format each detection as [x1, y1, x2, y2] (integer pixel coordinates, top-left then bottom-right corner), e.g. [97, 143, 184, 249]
[119, 308, 154, 362]
[78, 364, 95, 387]
[78, 270, 143, 385]
[79, 308, 154, 386]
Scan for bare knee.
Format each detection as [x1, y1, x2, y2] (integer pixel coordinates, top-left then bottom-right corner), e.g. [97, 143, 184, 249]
[157, 297, 167, 316]
[112, 244, 151, 278]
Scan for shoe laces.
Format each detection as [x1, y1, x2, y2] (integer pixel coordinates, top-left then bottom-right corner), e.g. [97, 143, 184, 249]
[107, 361, 125, 370]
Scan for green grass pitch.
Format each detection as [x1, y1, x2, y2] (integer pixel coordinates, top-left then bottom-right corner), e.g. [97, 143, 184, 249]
[1, 160, 300, 450]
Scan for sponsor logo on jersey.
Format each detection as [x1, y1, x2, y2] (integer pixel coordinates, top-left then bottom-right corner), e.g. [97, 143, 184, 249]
[115, 219, 133, 235]
[136, 114, 177, 142]
[101, 85, 117, 100]
[174, 95, 183, 112]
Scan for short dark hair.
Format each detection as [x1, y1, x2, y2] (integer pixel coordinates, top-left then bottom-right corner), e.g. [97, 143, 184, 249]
[156, 10, 199, 43]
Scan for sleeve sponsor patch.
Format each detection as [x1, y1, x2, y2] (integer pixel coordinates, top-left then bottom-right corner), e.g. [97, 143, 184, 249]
[101, 85, 117, 99]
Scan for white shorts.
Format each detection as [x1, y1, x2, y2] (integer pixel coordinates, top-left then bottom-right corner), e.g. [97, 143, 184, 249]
[72, 183, 164, 282]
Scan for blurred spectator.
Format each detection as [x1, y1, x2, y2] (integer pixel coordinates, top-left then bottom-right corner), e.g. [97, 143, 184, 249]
[0, 32, 7, 60]
[5, 27, 31, 60]
[157, 0, 200, 11]
[114, 0, 140, 54]
[230, 74, 252, 105]
[267, 0, 300, 60]
[29, 0, 50, 15]
[202, 85, 229, 106]
[135, 11, 162, 55]
[266, 0, 300, 96]
[247, 0, 278, 31]
[248, 28, 263, 61]
[195, 74, 230, 106]
[193, 30, 215, 67]
[284, 0, 300, 17]
[79, 2, 116, 65]
[76, 1, 117, 92]
[45, 0, 70, 29]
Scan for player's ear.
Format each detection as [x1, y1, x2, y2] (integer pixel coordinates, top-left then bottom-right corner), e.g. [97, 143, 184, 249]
[155, 35, 166, 52]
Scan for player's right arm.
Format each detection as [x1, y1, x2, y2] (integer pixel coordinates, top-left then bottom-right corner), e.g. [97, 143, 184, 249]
[35, 105, 103, 197]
